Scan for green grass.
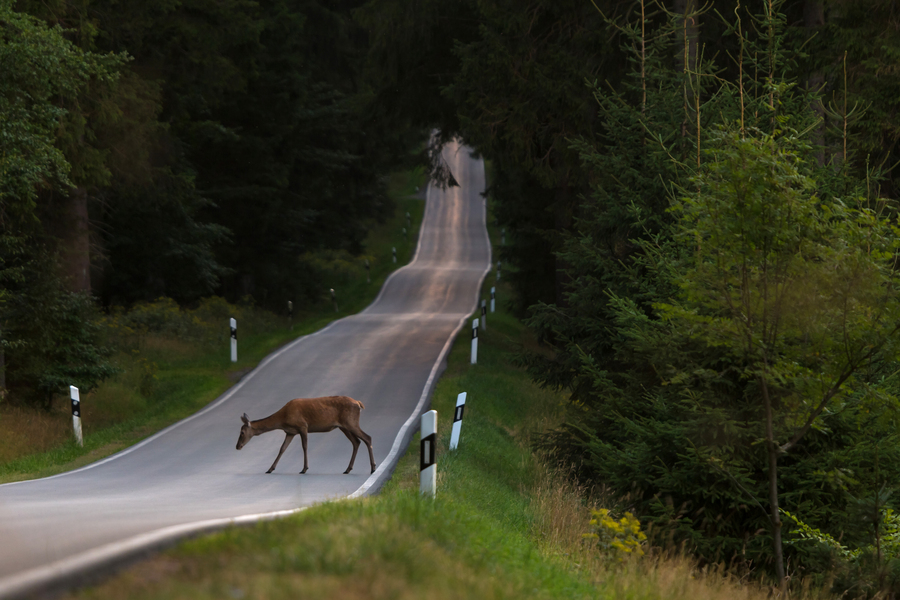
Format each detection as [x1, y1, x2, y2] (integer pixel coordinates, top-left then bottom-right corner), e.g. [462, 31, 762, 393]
[0, 167, 428, 484]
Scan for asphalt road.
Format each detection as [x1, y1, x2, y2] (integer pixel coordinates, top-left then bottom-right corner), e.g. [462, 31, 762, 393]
[0, 140, 490, 598]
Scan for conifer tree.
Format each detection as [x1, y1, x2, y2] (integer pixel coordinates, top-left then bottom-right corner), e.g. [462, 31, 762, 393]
[529, 1, 900, 585]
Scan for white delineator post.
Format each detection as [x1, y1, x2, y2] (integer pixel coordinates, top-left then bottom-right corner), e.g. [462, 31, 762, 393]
[392, 246, 397, 264]
[490, 287, 496, 313]
[420, 410, 437, 497]
[481, 300, 487, 330]
[496, 260, 502, 282]
[449, 392, 466, 451]
[230, 318, 237, 362]
[470, 318, 479, 365]
[70, 386, 83, 447]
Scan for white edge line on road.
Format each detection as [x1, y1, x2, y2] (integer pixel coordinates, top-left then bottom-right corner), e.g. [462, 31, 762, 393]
[350, 156, 492, 499]
[0, 507, 307, 600]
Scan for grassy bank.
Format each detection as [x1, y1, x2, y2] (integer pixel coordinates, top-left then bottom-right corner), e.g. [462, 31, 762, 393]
[62, 266, 783, 600]
[0, 168, 427, 484]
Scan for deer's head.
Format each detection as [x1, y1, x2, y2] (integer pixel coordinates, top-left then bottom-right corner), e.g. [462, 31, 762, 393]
[236, 413, 254, 450]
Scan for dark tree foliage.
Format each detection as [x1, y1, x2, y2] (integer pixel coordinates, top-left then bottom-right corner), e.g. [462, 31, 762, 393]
[97, 166, 229, 305]
[4, 249, 117, 409]
[11, 0, 395, 310]
[191, 0, 392, 307]
[525, 3, 900, 589]
[446, 0, 625, 312]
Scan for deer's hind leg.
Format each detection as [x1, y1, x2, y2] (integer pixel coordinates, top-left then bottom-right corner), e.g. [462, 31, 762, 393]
[339, 427, 361, 474]
[348, 426, 376, 474]
[267, 433, 294, 473]
[299, 427, 309, 474]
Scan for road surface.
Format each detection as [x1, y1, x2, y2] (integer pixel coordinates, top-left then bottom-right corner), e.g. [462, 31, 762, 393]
[0, 140, 490, 598]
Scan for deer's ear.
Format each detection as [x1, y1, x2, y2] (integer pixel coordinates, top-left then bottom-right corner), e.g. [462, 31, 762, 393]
[241, 413, 250, 425]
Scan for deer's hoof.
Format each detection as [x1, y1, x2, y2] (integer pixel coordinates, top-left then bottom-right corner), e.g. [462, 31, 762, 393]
[343, 468, 352, 474]
[266, 469, 273, 474]
[300, 468, 308, 474]
[371, 466, 376, 474]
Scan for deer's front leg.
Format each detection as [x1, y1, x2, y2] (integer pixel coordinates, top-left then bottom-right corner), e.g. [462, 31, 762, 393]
[339, 427, 360, 474]
[267, 433, 295, 473]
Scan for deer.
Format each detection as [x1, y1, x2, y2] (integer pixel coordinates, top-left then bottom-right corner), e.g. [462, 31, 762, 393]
[235, 395, 376, 475]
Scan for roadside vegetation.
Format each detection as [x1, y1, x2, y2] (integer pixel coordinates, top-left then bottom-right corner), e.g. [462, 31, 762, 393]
[61, 265, 786, 600]
[0, 169, 426, 483]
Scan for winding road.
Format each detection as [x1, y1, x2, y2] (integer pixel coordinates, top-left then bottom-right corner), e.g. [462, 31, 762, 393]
[0, 140, 490, 599]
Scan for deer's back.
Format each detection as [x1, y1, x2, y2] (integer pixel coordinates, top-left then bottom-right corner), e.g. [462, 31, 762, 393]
[281, 396, 362, 431]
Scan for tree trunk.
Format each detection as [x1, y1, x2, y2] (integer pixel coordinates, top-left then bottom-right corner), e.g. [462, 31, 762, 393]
[673, 0, 699, 140]
[761, 375, 786, 585]
[553, 184, 573, 308]
[57, 187, 92, 293]
[804, 0, 826, 166]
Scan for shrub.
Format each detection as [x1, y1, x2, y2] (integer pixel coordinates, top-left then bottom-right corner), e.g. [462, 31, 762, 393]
[584, 509, 647, 561]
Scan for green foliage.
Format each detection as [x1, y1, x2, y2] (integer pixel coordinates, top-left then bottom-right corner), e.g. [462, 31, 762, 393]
[4, 253, 117, 409]
[526, 2, 900, 588]
[0, 0, 123, 407]
[98, 166, 230, 306]
[0, 0, 122, 216]
[104, 296, 282, 353]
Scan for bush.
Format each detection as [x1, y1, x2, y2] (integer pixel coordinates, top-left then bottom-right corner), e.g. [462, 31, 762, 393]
[6, 288, 117, 410]
[584, 509, 647, 561]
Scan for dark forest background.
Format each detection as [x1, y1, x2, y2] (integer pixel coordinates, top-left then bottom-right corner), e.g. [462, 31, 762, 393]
[3, 0, 900, 592]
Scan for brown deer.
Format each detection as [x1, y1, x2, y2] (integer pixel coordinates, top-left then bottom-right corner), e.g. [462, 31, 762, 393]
[236, 396, 376, 474]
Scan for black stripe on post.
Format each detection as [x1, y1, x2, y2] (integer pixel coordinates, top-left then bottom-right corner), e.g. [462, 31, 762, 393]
[420, 433, 436, 471]
[71, 397, 80, 418]
[472, 326, 477, 340]
[230, 326, 237, 340]
[453, 405, 464, 423]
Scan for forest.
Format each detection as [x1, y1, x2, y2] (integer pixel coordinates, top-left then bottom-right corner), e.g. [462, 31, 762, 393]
[2, 0, 900, 594]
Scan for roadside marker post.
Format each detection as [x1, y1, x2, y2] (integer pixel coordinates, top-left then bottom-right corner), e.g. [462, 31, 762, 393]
[470, 318, 479, 364]
[330, 288, 338, 312]
[496, 260, 502, 282]
[481, 300, 487, 330]
[490, 287, 496, 313]
[420, 410, 437, 497]
[365, 259, 370, 283]
[287, 301, 293, 330]
[392, 247, 397, 264]
[230, 318, 237, 362]
[449, 392, 466, 451]
[70, 386, 83, 447]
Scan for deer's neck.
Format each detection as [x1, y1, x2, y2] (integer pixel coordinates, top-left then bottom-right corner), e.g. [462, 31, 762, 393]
[251, 415, 282, 435]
